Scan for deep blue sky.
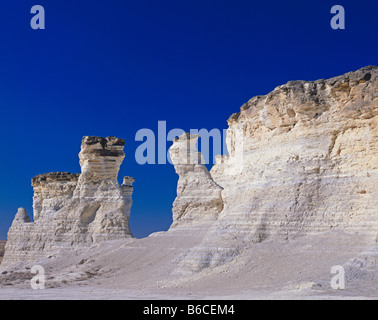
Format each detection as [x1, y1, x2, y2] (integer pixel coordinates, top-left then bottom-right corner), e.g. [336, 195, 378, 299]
[0, 0, 377, 239]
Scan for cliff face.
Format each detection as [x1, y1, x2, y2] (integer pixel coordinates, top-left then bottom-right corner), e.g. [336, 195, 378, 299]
[1, 136, 134, 268]
[175, 66, 378, 273]
[1, 66, 377, 278]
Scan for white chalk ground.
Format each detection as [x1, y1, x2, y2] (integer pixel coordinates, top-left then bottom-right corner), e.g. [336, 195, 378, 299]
[1, 223, 377, 300]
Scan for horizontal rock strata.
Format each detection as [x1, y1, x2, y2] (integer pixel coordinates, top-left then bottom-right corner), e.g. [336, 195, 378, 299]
[2, 66, 377, 279]
[169, 133, 223, 225]
[176, 65, 378, 273]
[1, 136, 134, 268]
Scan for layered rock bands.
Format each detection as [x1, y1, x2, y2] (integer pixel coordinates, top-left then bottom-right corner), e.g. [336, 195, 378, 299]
[172, 66, 378, 273]
[2, 66, 377, 275]
[1, 137, 134, 267]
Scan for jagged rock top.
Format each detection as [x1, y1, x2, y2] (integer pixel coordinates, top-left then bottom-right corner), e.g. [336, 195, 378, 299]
[32, 172, 80, 186]
[170, 133, 205, 166]
[82, 136, 125, 147]
[172, 132, 200, 142]
[80, 136, 125, 158]
[228, 65, 378, 124]
[13, 208, 30, 223]
[122, 176, 135, 187]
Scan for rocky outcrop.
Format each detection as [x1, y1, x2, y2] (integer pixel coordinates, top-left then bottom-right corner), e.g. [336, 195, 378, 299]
[176, 65, 378, 273]
[2, 66, 377, 280]
[32, 172, 80, 221]
[169, 133, 223, 225]
[1, 136, 134, 268]
[121, 176, 135, 220]
[0, 241, 6, 265]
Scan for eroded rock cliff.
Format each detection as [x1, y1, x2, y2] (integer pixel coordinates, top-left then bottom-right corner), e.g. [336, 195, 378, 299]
[176, 65, 378, 273]
[1, 136, 134, 268]
[1, 66, 377, 280]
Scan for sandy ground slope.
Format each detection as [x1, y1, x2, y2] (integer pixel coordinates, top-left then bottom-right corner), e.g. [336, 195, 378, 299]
[0, 223, 377, 300]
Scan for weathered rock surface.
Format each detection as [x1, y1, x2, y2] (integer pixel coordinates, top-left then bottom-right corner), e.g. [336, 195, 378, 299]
[1, 136, 134, 268]
[1, 66, 377, 297]
[169, 133, 223, 225]
[32, 172, 80, 222]
[0, 241, 6, 265]
[176, 65, 378, 273]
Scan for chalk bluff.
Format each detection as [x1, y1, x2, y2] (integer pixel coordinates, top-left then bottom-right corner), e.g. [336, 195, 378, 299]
[1, 136, 134, 267]
[1, 66, 377, 276]
[174, 65, 378, 273]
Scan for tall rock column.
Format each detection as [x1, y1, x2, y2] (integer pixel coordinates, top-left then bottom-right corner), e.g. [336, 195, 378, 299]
[121, 176, 135, 221]
[169, 133, 223, 225]
[71, 136, 133, 241]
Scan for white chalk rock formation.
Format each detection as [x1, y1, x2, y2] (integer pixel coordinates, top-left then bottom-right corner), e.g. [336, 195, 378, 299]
[32, 172, 80, 222]
[176, 66, 378, 273]
[121, 176, 135, 218]
[1, 136, 134, 268]
[169, 133, 223, 225]
[2, 66, 377, 281]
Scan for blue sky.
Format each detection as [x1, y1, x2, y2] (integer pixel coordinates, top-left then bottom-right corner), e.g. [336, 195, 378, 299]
[0, 0, 377, 239]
